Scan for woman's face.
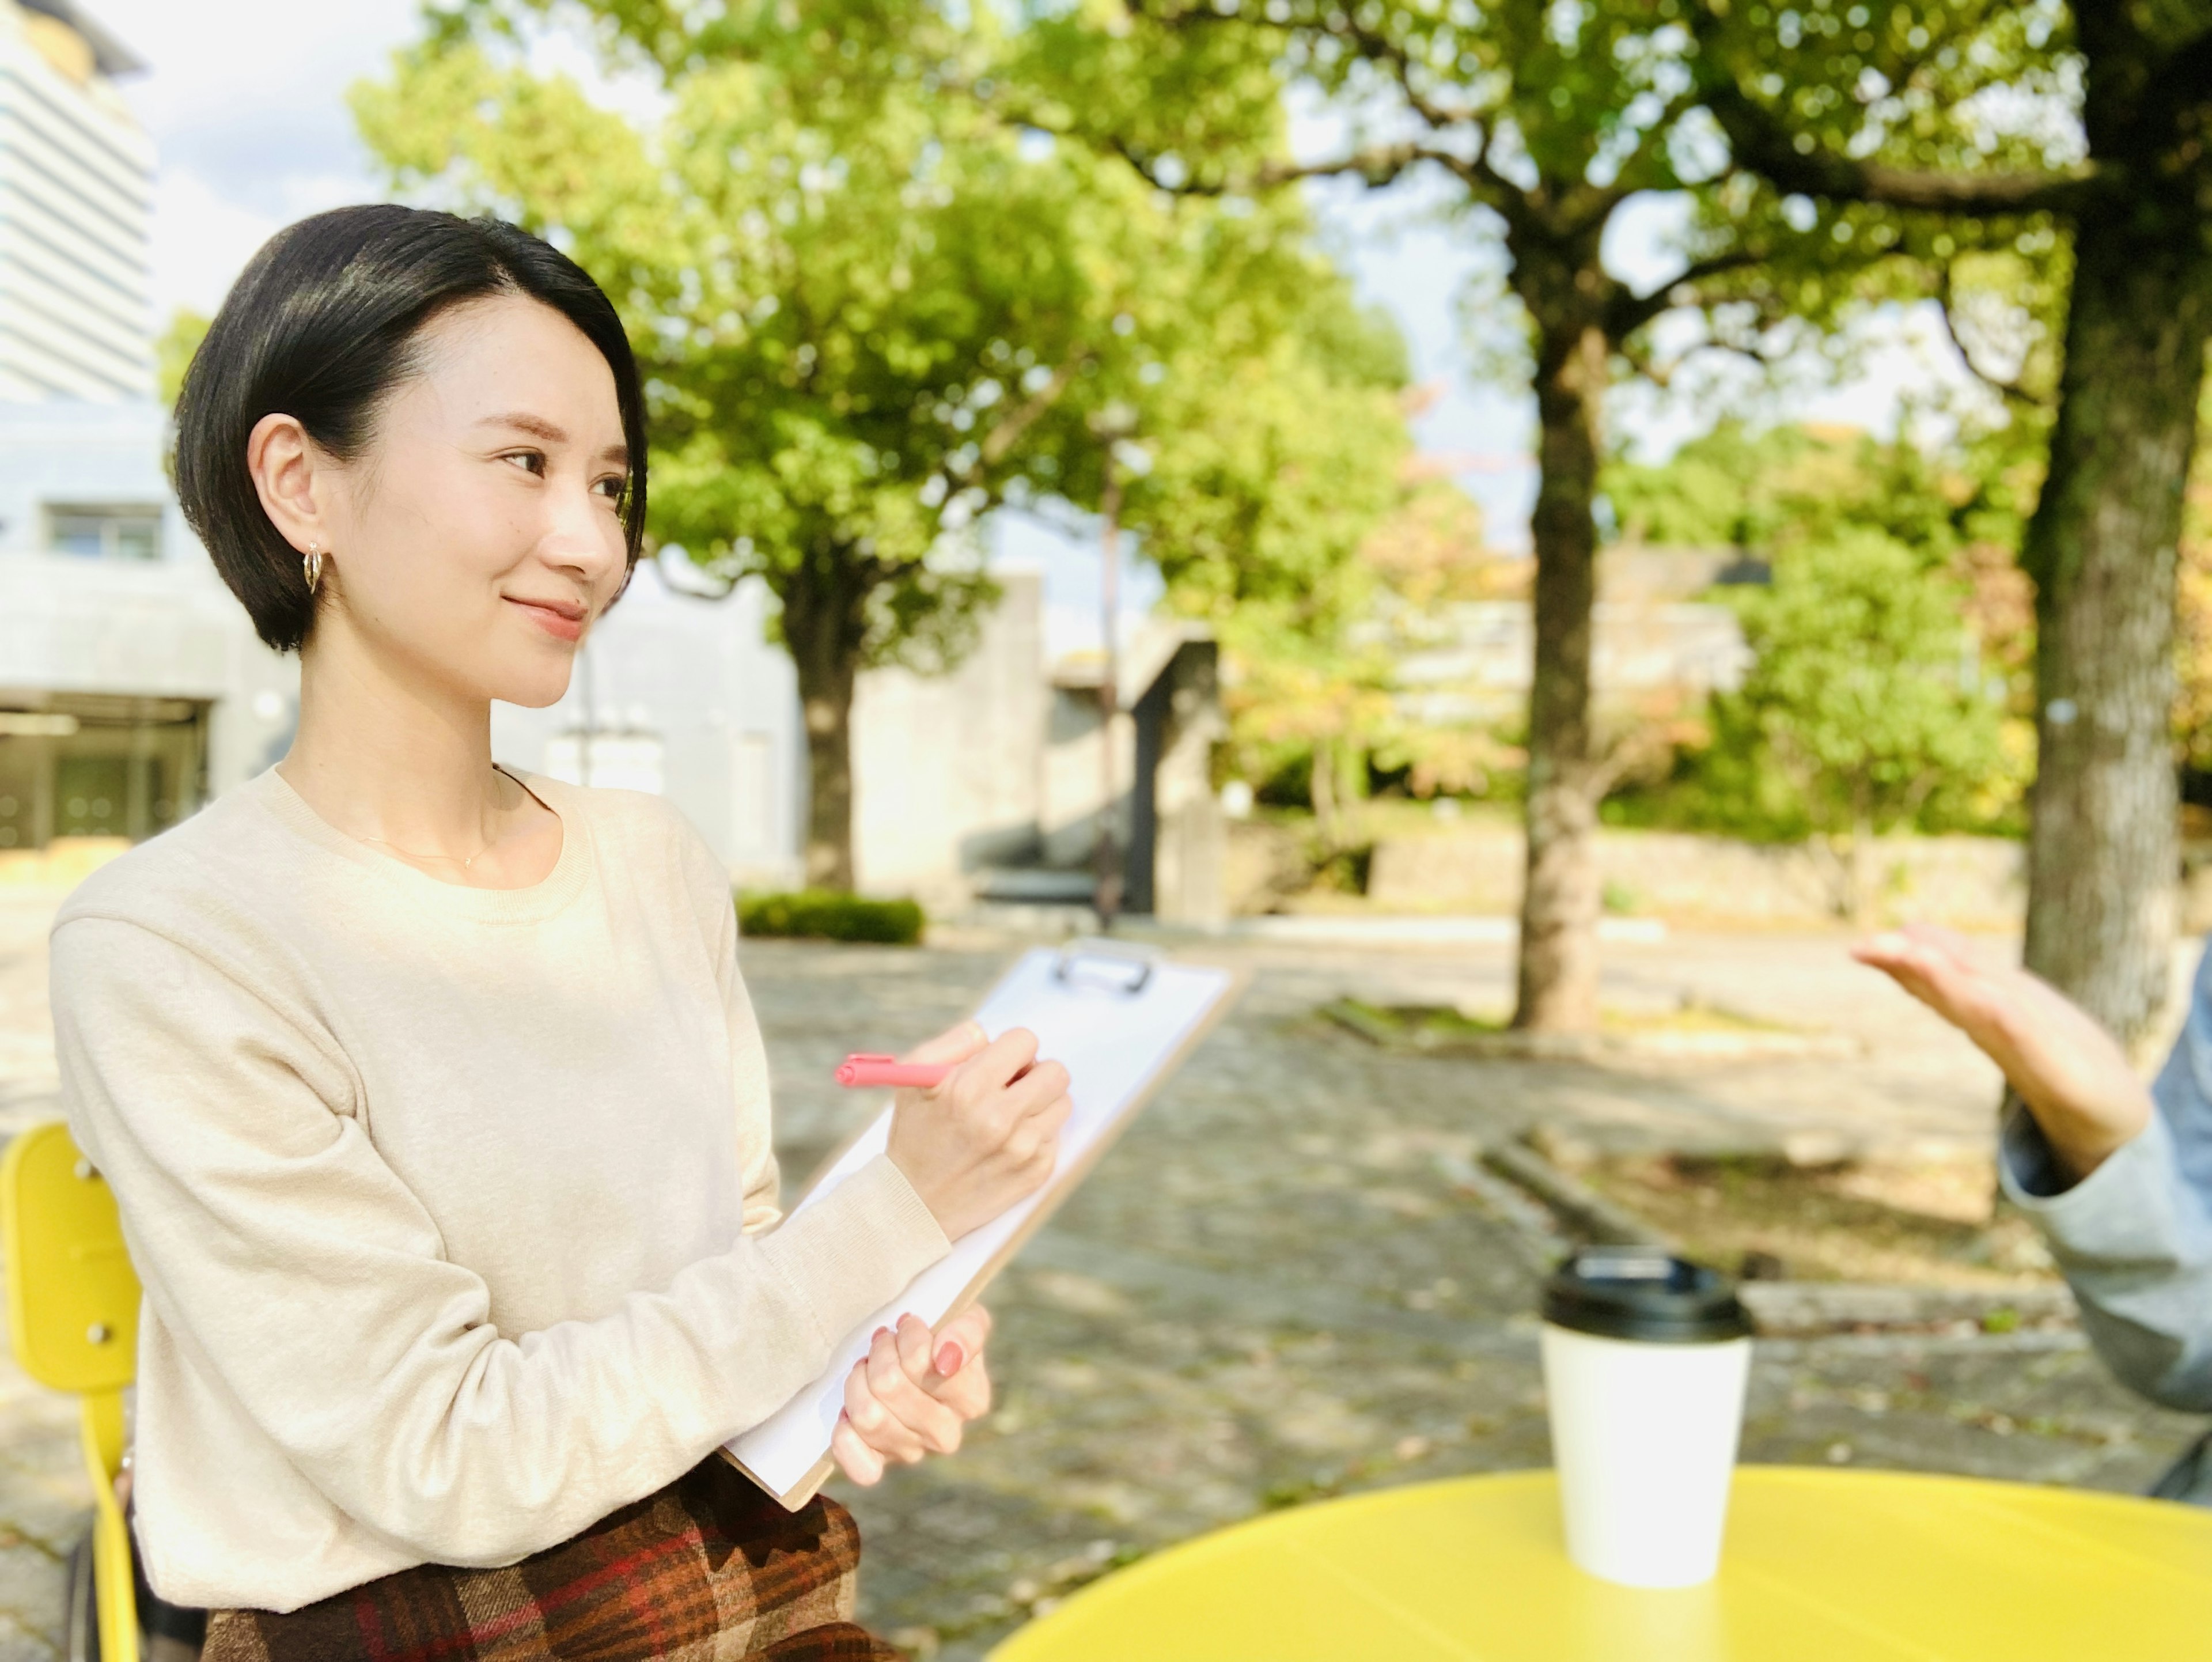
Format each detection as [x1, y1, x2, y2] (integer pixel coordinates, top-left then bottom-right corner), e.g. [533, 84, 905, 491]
[304, 294, 632, 709]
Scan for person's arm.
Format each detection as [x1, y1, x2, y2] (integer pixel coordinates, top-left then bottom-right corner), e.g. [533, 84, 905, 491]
[1857, 927, 2212, 1410]
[704, 877, 1012, 1483]
[51, 914, 949, 1567]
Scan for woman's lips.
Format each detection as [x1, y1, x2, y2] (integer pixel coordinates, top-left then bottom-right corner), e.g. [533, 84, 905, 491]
[508, 597, 585, 642]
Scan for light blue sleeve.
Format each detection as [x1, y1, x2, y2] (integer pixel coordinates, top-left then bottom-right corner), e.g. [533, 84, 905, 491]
[1998, 947, 2212, 1413]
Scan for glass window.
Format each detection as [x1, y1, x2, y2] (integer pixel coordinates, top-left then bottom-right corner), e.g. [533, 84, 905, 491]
[48, 516, 108, 556]
[113, 517, 162, 561]
[46, 506, 163, 561]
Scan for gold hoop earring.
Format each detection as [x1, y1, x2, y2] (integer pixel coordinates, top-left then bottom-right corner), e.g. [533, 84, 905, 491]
[304, 543, 324, 595]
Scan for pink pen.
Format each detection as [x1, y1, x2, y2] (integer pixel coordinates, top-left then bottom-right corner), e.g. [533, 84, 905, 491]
[833, 1054, 950, 1089]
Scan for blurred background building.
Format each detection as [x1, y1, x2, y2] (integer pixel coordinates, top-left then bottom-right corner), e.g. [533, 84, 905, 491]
[0, 0, 296, 872]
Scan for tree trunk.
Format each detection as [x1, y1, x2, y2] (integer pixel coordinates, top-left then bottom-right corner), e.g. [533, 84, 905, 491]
[1849, 803, 1876, 932]
[1514, 317, 1609, 1032]
[2020, 207, 2211, 1048]
[1310, 737, 1338, 850]
[781, 558, 871, 892]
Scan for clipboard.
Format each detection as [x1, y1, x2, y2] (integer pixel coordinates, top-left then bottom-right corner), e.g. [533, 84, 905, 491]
[721, 939, 1245, 1508]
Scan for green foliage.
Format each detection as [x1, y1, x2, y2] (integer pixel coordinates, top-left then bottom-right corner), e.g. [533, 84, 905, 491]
[1680, 0, 2080, 402]
[1719, 527, 2017, 843]
[156, 309, 209, 411]
[1603, 419, 2040, 572]
[737, 889, 924, 945]
[354, 36, 1073, 668]
[1136, 315, 1410, 626]
[359, 7, 1411, 878]
[1602, 420, 2037, 842]
[361, 6, 1410, 647]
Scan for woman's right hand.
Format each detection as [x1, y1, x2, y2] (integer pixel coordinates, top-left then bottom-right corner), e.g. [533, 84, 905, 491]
[1853, 923, 2154, 1183]
[884, 1022, 1073, 1240]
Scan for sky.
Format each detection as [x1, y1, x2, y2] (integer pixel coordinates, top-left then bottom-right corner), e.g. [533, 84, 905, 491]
[87, 0, 1976, 646]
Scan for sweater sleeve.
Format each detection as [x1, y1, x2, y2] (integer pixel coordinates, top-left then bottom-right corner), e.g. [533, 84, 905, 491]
[1998, 949, 2212, 1412]
[51, 914, 949, 1566]
[708, 866, 791, 1239]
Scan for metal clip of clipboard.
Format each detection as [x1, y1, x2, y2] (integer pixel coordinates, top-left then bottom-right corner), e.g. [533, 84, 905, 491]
[1051, 936, 1157, 994]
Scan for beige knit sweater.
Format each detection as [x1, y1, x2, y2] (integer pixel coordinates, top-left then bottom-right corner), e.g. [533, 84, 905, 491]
[49, 770, 949, 1613]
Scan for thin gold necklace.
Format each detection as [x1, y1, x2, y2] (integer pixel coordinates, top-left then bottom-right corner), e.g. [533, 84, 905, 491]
[351, 767, 539, 872]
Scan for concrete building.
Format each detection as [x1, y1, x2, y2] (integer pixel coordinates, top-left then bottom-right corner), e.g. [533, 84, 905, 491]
[0, 402, 297, 860]
[0, 2, 297, 872]
[1368, 545, 1760, 732]
[488, 561, 809, 886]
[0, 1, 153, 401]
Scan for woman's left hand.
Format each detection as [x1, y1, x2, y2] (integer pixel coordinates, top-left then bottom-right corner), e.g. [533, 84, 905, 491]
[830, 1306, 994, 1486]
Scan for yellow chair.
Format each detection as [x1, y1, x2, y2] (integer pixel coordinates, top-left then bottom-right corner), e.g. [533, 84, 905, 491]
[3, 1122, 141, 1662]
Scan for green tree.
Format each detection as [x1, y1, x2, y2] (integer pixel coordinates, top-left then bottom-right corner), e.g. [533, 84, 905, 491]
[1129, 302, 1412, 843]
[1691, 0, 2212, 1047]
[995, 1, 1889, 1032]
[359, 18, 1399, 888]
[156, 309, 209, 411]
[1721, 528, 2012, 920]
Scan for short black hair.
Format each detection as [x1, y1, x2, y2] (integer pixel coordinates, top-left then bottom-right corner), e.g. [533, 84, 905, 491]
[174, 205, 647, 653]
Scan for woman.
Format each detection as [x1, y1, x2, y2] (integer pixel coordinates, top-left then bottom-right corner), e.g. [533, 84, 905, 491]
[50, 205, 1074, 1659]
[1858, 927, 2211, 1498]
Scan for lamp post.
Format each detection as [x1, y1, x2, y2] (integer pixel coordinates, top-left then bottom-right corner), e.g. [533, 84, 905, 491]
[1092, 403, 1137, 931]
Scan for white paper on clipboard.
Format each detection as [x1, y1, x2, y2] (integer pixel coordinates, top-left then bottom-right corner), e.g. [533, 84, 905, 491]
[723, 942, 1238, 1506]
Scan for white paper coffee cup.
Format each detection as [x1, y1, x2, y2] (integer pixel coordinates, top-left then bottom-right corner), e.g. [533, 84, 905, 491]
[1540, 1248, 1753, 1588]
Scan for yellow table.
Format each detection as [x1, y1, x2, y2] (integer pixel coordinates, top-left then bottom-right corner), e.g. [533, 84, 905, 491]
[989, 1468, 2212, 1660]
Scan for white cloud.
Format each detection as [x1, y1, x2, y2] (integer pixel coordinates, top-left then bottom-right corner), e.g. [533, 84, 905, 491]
[147, 166, 280, 319]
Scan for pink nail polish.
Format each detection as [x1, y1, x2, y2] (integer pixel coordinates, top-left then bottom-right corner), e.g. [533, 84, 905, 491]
[936, 1342, 964, 1376]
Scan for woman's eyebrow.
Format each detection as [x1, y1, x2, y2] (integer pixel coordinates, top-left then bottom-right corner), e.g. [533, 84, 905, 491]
[479, 410, 566, 440]
[478, 411, 627, 463]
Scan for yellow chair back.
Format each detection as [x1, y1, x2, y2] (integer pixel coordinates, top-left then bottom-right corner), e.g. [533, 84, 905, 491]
[3, 1123, 139, 1393]
[2, 1122, 141, 1662]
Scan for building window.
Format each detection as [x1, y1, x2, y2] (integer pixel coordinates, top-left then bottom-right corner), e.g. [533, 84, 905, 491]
[46, 505, 162, 561]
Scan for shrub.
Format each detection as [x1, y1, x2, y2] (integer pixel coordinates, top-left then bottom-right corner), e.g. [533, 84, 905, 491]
[737, 889, 925, 945]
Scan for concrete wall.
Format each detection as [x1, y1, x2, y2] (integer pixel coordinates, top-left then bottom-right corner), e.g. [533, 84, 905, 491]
[850, 571, 1048, 904]
[491, 565, 806, 885]
[1371, 597, 1752, 728]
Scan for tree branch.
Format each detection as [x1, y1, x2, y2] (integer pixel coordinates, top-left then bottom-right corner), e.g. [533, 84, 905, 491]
[1934, 264, 2052, 412]
[978, 354, 1086, 467]
[1118, 0, 1519, 207]
[1604, 84, 1705, 203]
[1700, 79, 2107, 216]
[1107, 132, 1479, 196]
[1605, 247, 1770, 337]
[1321, 12, 1482, 137]
[1680, 0, 2111, 218]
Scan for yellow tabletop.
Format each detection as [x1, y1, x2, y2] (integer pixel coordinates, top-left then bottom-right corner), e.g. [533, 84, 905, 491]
[989, 1467, 2212, 1661]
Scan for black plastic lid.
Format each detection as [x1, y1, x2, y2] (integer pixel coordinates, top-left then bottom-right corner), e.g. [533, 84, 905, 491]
[1541, 1248, 1753, 1344]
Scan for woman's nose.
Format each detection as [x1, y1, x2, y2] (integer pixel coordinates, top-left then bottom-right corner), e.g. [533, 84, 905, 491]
[539, 481, 626, 584]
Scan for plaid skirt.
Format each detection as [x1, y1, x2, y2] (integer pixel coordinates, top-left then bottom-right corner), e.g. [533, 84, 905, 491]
[200, 1457, 900, 1662]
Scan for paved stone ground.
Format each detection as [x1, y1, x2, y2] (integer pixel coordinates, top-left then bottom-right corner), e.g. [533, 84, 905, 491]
[0, 895, 2201, 1660]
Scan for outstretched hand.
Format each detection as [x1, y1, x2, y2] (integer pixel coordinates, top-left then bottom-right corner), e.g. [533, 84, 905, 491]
[830, 1307, 994, 1487]
[1851, 924, 2152, 1181]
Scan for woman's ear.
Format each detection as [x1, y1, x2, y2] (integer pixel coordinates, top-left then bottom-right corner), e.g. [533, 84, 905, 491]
[245, 412, 328, 555]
